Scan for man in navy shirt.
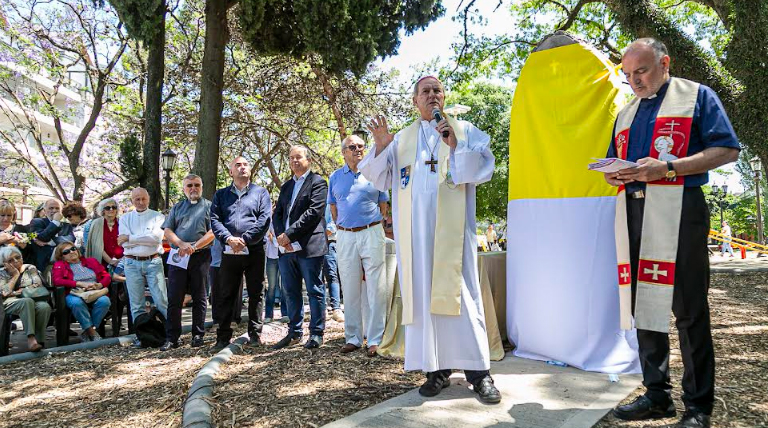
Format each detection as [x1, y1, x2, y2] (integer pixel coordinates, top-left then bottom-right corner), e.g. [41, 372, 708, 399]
[329, 135, 389, 357]
[605, 39, 739, 428]
[210, 157, 272, 352]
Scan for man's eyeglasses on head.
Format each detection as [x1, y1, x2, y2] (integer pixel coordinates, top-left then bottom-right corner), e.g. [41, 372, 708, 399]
[61, 247, 78, 256]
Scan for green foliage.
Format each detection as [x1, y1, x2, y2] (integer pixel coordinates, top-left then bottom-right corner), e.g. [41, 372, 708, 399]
[102, 0, 166, 44]
[237, 0, 444, 75]
[119, 133, 144, 181]
[445, 82, 513, 222]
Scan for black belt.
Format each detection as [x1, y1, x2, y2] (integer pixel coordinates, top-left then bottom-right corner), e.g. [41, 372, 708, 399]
[337, 221, 381, 232]
[125, 253, 159, 261]
[628, 190, 645, 199]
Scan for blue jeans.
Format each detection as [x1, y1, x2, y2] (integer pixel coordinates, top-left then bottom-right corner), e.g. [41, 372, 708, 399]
[264, 257, 287, 319]
[279, 253, 325, 337]
[323, 242, 341, 310]
[124, 256, 168, 320]
[65, 294, 110, 331]
[721, 241, 734, 256]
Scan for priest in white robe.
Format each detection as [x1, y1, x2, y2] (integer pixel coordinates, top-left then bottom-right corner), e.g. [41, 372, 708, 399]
[359, 76, 501, 404]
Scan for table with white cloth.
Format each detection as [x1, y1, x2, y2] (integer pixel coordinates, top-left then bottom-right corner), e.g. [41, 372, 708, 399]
[377, 243, 507, 361]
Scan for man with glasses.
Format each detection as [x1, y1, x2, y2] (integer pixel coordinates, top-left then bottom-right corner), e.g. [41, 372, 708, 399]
[119, 187, 169, 348]
[29, 199, 75, 272]
[160, 174, 215, 350]
[329, 135, 389, 357]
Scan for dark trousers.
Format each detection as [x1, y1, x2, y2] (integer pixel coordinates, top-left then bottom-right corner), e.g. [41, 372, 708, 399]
[209, 266, 242, 324]
[626, 187, 715, 414]
[279, 252, 326, 337]
[166, 250, 211, 342]
[215, 245, 266, 342]
[429, 369, 489, 385]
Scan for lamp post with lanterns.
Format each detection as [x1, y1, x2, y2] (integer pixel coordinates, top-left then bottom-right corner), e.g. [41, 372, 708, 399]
[352, 125, 369, 145]
[711, 184, 728, 227]
[750, 156, 764, 245]
[161, 148, 177, 211]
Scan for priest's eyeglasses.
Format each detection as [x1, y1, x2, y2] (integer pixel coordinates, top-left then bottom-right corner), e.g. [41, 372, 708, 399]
[344, 143, 365, 152]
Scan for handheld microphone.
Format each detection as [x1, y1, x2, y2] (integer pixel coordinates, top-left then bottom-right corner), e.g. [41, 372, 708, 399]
[432, 108, 449, 138]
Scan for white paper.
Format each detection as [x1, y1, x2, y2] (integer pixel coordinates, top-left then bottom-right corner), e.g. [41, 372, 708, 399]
[167, 247, 190, 269]
[588, 157, 639, 173]
[224, 245, 250, 255]
[278, 242, 302, 254]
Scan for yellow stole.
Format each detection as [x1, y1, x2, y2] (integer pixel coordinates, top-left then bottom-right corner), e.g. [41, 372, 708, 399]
[396, 117, 467, 325]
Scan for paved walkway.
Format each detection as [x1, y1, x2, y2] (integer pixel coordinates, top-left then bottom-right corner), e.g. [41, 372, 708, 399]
[709, 251, 768, 273]
[322, 355, 641, 428]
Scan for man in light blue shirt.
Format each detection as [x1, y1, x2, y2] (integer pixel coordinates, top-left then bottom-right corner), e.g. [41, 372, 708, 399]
[328, 135, 389, 356]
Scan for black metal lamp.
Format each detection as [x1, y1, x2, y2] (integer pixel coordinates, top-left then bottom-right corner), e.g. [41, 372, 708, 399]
[161, 148, 177, 210]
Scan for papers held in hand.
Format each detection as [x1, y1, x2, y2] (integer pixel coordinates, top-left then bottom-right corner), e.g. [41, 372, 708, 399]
[278, 242, 302, 254]
[588, 158, 639, 173]
[224, 245, 250, 255]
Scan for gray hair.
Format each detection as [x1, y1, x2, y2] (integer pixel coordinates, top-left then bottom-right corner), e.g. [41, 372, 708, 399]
[183, 173, 202, 182]
[97, 198, 118, 216]
[289, 144, 312, 161]
[341, 135, 365, 152]
[412, 76, 444, 98]
[626, 38, 668, 61]
[0, 246, 22, 266]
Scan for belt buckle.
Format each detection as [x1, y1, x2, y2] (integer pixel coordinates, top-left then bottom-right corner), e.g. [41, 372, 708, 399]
[630, 190, 645, 199]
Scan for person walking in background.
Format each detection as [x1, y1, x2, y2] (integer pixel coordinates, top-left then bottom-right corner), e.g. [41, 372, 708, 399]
[720, 221, 734, 257]
[324, 204, 344, 323]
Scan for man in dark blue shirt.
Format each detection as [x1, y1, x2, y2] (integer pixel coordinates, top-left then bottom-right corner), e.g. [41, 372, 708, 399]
[210, 156, 271, 352]
[605, 39, 739, 428]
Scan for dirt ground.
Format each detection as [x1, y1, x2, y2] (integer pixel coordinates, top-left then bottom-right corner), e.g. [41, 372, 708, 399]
[0, 272, 765, 428]
[595, 272, 768, 428]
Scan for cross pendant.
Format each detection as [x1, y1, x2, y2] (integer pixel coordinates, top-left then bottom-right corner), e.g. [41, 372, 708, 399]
[425, 155, 437, 173]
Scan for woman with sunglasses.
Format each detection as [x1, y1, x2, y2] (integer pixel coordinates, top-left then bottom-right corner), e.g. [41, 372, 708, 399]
[62, 202, 88, 252]
[84, 198, 123, 268]
[52, 242, 111, 342]
[0, 246, 51, 352]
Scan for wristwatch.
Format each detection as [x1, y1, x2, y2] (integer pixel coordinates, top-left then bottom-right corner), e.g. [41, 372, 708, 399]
[665, 161, 677, 179]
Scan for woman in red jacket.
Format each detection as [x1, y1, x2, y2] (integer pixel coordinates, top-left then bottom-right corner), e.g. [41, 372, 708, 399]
[52, 242, 111, 342]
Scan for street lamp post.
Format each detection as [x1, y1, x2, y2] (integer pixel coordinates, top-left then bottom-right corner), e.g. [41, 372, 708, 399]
[711, 184, 728, 227]
[161, 148, 177, 211]
[750, 156, 764, 245]
[352, 125, 369, 145]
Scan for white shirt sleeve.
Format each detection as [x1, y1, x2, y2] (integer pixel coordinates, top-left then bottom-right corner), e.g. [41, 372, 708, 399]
[359, 137, 397, 192]
[448, 122, 495, 185]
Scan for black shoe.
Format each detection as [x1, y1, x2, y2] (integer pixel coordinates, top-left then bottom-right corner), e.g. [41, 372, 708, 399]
[675, 409, 710, 428]
[209, 340, 230, 353]
[472, 376, 502, 404]
[247, 334, 262, 347]
[304, 335, 323, 349]
[190, 336, 204, 348]
[131, 338, 144, 349]
[272, 334, 302, 350]
[418, 371, 451, 397]
[160, 340, 180, 352]
[612, 395, 676, 421]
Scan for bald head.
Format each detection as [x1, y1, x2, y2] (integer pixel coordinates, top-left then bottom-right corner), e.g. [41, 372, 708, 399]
[131, 187, 150, 212]
[228, 156, 252, 187]
[621, 38, 670, 99]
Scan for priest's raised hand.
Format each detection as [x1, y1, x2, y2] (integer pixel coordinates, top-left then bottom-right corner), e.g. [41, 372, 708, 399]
[367, 115, 394, 156]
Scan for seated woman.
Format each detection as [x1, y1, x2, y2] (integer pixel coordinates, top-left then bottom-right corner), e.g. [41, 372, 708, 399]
[0, 246, 51, 352]
[51, 242, 111, 342]
[0, 200, 30, 260]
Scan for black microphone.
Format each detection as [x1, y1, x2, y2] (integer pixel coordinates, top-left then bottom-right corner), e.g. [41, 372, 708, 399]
[432, 108, 449, 138]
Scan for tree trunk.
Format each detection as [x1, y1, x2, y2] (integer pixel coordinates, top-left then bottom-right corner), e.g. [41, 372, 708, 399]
[312, 66, 347, 141]
[193, 0, 231, 200]
[141, 4, 166, 211]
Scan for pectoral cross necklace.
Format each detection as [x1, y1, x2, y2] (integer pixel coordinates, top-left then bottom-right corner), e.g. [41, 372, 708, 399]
[420, 124, 438, 173]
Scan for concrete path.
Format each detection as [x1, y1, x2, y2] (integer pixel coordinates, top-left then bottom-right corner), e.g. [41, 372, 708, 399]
[709, 251, 768, 273]
[322, 354, 641, 428]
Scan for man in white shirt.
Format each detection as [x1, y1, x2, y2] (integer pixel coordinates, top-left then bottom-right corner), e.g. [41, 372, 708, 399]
[118, 187, 168, 345]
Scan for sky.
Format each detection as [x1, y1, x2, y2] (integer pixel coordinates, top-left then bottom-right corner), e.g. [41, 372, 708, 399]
[378, 0, 744, 193]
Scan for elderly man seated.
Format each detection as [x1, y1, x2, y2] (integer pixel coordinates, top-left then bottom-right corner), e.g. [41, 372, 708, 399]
[0, 246, 51, 352]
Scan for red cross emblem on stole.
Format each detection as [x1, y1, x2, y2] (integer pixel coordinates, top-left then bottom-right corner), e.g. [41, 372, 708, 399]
[617, 263, 631, 286]
[637, 260, 676, 286]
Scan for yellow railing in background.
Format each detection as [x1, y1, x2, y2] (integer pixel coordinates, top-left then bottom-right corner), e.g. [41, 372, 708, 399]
[709, 229, 768, 254]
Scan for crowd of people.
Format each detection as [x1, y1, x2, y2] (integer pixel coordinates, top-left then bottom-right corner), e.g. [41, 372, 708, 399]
[0, 36, 743, 426]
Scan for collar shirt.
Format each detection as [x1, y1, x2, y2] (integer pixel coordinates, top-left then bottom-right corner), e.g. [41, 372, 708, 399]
[162, 198, 212, 246]
[265, 223, 279, 259]
[327, 164, 389, 228]
[118, 209, 165, 257]
[286, 170, 309, 229]
[324, 204, 337, 241]
[233, 182, 250, 198]
[607, 81, 741, 193]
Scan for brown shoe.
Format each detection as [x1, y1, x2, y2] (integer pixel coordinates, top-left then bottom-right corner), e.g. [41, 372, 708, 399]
[366, 345, 379, 357]
[340, 343, 360, 354]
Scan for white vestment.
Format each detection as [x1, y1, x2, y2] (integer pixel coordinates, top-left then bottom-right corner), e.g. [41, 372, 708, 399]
[359, 119, 495, 372]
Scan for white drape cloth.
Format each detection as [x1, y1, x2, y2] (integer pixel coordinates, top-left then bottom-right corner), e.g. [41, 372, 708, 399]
[359, 119, 495, 372]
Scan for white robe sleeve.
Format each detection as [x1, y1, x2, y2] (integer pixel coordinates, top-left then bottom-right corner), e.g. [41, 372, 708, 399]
[448, 122, 494, 185]
[359, 137, 397, 192]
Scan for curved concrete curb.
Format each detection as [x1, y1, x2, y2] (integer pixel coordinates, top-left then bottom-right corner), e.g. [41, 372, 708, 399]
[0, 320, 215, 365]
[182, 333, 249, 428]
[711, 266, 768, 274]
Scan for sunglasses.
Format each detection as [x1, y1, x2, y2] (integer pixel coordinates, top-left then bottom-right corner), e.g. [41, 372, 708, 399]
[345, 144, 365, 151]
[61, 247, 78, 256]
[103, 206, 117, 211]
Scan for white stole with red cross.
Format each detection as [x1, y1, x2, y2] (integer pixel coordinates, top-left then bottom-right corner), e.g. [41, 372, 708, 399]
[613, 77, 699, 333]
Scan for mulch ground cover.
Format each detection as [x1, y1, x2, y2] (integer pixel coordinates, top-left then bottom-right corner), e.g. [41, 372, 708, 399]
[0, 271, 764, 428]
[595, 272, 768, 428]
